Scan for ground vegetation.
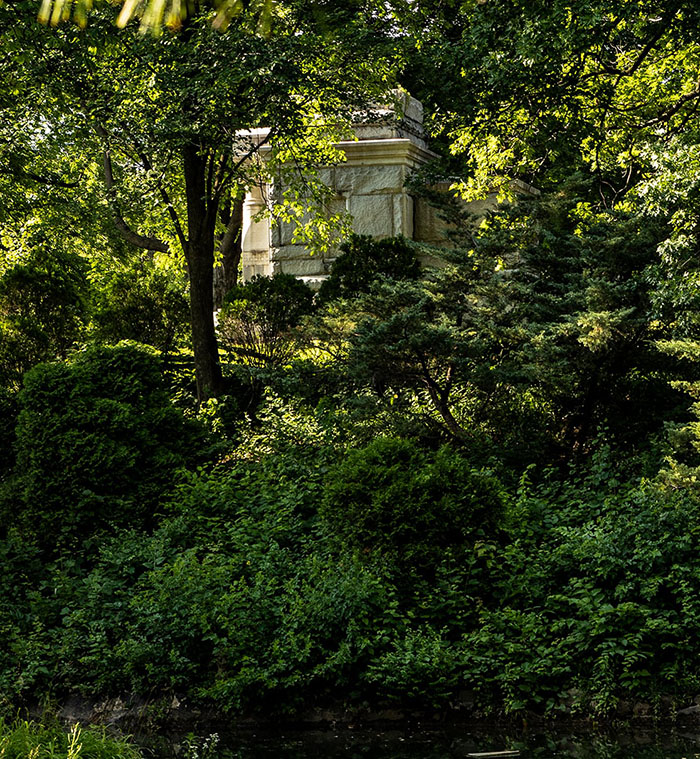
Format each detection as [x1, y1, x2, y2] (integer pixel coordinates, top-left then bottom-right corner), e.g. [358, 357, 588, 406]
[3, 0, 700, 729]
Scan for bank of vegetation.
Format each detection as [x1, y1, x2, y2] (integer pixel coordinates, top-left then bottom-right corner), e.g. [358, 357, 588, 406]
[0, 718, 142, 759]
[2, 0, 700, 728]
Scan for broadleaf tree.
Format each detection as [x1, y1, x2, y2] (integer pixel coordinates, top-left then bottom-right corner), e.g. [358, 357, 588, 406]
[1, 0, 393, 399]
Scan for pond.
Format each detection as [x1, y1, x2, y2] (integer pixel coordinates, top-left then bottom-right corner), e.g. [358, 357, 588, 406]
[141, 726, 700, 759]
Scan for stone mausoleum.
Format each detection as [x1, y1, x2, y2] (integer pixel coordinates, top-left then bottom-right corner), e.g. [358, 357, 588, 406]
[240, 95, 469, 285]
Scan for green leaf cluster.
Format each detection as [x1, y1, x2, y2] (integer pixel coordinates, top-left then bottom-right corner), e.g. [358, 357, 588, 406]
[1, 342, 206, 553]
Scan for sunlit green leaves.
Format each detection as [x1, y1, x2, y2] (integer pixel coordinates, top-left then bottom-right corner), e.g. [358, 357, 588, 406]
[38, 0, 93, 28]
[406, 0, 700, 204]
[37, 0, 305, 36]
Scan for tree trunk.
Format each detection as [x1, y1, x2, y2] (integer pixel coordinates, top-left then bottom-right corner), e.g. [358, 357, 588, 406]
[213, 195, 243, 308]
[187, 237, 223, 400]
[183, 143, 224, 401]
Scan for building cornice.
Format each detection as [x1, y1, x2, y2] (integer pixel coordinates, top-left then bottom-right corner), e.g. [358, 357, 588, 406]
[336, 138, 438, 167]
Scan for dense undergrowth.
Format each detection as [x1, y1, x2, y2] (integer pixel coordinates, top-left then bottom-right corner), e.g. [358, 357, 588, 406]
[3, 190, 700, 722]
[2, 438, 699, 719]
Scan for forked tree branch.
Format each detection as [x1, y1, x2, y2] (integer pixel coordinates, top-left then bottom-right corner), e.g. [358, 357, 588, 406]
[95, 122, 169, 253]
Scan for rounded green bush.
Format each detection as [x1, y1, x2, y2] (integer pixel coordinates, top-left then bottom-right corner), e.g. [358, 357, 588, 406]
[223, 272, 315, 331]
[218, 273, 315, 367]
[317, 234, 421, 304]
[90, 258, 189, 356]
[5, 342, 204, 551]
[0, 247, 88, 388]
[320, 437, 504, 566]
[0, 387, 17, 480]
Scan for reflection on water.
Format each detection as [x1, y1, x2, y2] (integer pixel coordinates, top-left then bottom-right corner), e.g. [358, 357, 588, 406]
[141, 727, 700, 759]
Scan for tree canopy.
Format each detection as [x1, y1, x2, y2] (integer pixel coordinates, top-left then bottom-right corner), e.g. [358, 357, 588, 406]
[1, 0, 393, 398]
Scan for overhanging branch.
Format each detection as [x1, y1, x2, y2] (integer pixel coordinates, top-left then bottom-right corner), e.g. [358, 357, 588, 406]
[95, 122, 169, 253]
[7, 167, 82, 189]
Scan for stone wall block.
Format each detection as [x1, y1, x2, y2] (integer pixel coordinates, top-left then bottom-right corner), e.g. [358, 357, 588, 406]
[348, 194, 395, 238]
[271, 244, 312, 261]
[317, 167, 335, 186]
[392, 193, 413, 237]
[334, 164, 405, 195]
[276, 218, 299, 246]
[414, 197, 448, 245]
[277, 257, 327, 276]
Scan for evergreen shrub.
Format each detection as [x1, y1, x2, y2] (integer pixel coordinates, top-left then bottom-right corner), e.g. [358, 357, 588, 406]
[218, 273, 314, 367]
[320, 437, 504, 567]
[4, 342, 204, 550]
[89, 258, 189, 357]
[317, 234, 421, 304]
[0, 247, 88, 388]
[0, 388, 17, 480]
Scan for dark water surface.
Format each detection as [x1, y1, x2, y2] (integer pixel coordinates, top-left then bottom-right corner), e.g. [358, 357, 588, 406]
[140, 726, 700, 759]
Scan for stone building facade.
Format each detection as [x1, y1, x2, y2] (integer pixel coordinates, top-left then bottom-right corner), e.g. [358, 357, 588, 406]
[241, 96, 452, 285]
